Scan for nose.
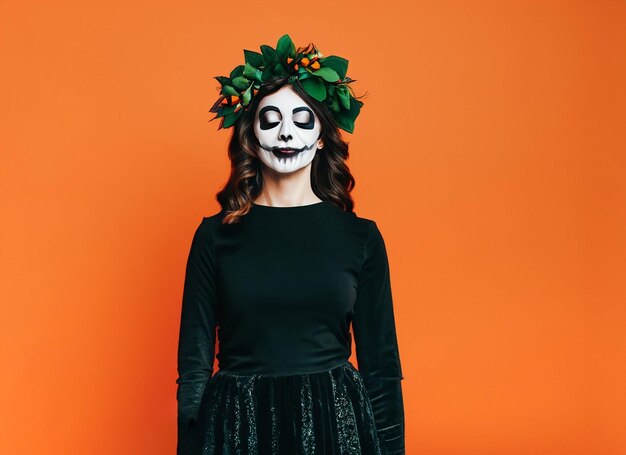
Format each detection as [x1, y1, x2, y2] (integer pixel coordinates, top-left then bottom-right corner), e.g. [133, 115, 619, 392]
[278, 117, 293, 142]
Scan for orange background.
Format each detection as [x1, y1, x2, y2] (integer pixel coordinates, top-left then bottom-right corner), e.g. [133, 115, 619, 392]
[1, 1, 625, 454]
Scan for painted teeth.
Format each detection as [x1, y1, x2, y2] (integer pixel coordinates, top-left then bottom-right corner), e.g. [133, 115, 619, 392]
[278, 154, 297, 164]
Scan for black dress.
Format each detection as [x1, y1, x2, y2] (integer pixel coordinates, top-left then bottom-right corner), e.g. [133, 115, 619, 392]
[176, 200, 405, 454]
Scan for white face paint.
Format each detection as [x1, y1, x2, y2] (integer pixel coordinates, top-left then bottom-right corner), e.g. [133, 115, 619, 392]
[253, 84, 322, 173]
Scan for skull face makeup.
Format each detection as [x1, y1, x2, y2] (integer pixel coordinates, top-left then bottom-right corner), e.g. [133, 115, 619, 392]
[253, 84, 323, 174]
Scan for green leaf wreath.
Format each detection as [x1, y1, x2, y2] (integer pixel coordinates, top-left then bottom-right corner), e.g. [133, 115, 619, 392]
[209, 34, 365, 133]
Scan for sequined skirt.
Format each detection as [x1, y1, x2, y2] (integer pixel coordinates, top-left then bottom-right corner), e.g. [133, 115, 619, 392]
[194, 361, 383, 454]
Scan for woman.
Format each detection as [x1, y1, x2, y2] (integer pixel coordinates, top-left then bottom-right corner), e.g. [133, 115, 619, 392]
[176, 34, 405, 455]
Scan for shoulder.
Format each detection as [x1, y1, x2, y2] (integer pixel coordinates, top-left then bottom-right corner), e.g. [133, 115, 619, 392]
[200, 209, 226, 229]
[323, 202, 390, 243]
[329, 204, 389, 259]
[188, 210, 225, 248]
[348, 213, 388, 258]
[325, 202, 375, 232]
[346, 209, 385, 245]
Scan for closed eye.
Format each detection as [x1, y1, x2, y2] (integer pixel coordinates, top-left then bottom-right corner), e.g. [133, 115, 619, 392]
[258, 106, 282, 130]
[293, 106, 315, 130]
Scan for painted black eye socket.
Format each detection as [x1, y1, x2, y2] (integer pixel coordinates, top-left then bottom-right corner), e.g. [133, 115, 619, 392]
[292, 106, 315, 129]
[258, 106, 280, 129]
[258, 105, 315, 130]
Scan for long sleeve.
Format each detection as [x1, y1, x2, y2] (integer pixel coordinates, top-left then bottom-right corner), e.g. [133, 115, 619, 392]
[175, 218, 218, 455]
[352, 220, 406, 455]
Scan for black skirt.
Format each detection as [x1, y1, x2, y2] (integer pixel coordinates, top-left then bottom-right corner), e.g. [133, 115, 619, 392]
[194, 361, 383, 454]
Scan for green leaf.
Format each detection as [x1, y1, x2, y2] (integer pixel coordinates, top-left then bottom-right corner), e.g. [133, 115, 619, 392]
[261, 66, 274, 82]
[298, 71, 311, 81]
[221, 85, 239, 96]
[348, 95, 362, 117]
[312, 67, 339, 82]
[260, 44, 277, 63]
[214, 76, 231, 86]
[301, 77, 326, 102]
[243, 49, 264, 67]
[330, 96, 340, 112]
[230, 65, 244, 79]
[273, 62, 288, 77]
[319, 56, 348, 79]
[219, 104, 239, 116]
[335, 96, 361, 133]
[276, 34, 296, 58]
[242, 83, 253, 105]
[232, 76, 250, 90]
[335, 110, 355, 133]
[243, 62, 263, 82]
[222, 111, 240, 128]
[337, 86, 351, 110]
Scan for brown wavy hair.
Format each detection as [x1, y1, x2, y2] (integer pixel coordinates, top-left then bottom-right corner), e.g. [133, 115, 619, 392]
[215, 76, 359, 225]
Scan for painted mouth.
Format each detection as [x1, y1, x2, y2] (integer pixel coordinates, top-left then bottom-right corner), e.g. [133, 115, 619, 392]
[272, 147, 303, 158]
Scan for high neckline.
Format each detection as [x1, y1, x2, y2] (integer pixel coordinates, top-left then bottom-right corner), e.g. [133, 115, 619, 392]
[251, 200, 327, 211]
